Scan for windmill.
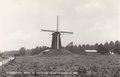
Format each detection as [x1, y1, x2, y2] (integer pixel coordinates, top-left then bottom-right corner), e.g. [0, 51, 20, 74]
[41, 16, 73, 50]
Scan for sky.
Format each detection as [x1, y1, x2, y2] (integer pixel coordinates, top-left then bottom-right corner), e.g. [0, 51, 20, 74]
[0, 0, 119, 51]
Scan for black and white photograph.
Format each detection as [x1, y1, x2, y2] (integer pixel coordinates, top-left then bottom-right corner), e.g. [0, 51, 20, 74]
[0, 0, 120, 77]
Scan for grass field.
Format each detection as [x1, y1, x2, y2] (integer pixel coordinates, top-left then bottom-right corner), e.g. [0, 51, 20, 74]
[2, 54, 120, 77]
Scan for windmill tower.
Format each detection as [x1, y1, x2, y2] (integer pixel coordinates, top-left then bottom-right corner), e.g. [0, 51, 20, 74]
[41, 16, 73, 50]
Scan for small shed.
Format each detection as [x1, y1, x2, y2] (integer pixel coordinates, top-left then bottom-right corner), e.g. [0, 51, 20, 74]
[85, 50, 99, 55]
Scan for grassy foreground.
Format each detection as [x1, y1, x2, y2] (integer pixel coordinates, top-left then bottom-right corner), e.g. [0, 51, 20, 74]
[1, 54, 119, 76]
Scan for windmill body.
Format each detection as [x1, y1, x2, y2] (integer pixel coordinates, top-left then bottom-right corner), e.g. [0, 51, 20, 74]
[41, 16, 73, 50]
[51, 32, 61, 50]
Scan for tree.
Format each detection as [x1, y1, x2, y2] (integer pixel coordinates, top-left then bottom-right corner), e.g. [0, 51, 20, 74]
[31, 46, 40, 55]
[97, 44, 109, 54]
[94, 43, 99, 50]
[86, 44, 90, 50]
[104, 42, 110, 54]
[104, 42, 109, 49]
[66, 45, 85, 54]
[113, 40, 120, 54]
[109, 41, 115, 50]
[71, 45, 78, 53]
[90, 45, 95, 50]
[78, 45, 82, 49]
[82, 44, 86, 50]
[18, 47, 26, 56]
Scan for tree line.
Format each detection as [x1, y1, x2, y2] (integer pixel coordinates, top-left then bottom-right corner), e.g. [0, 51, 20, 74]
[9, 40, 120, 56]
[67, 40, 120, 55]
[14, 46, 49, 56]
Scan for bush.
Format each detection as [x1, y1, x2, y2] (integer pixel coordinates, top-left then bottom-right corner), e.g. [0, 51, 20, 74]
[97, 44, 109, 54]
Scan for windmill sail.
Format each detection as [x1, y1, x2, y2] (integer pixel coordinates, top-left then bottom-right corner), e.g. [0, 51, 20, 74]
[60, 31, 73, 34]
[41, 29, 56, 32]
